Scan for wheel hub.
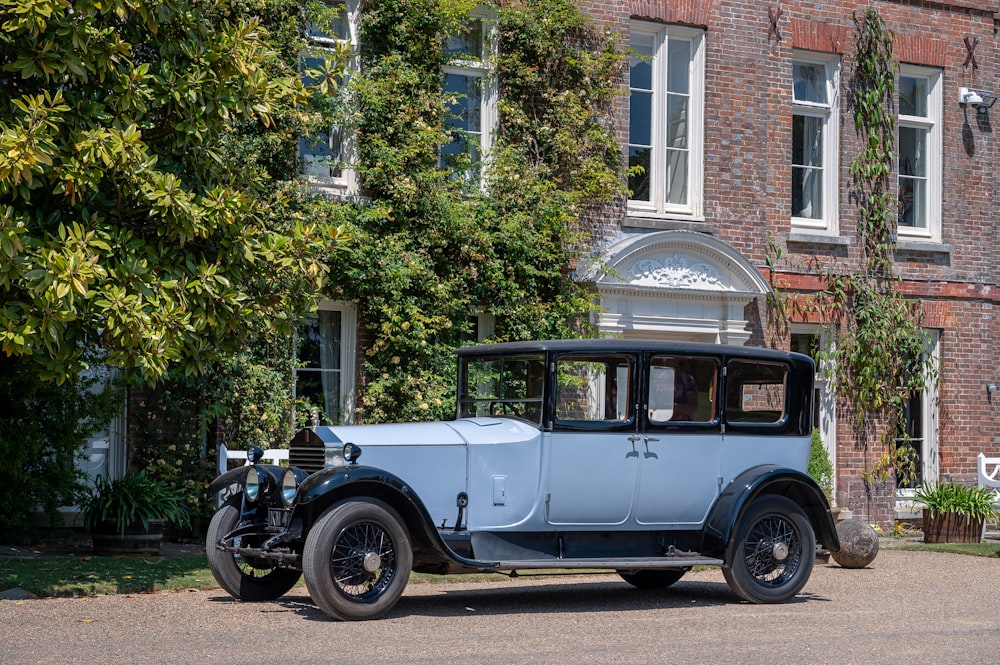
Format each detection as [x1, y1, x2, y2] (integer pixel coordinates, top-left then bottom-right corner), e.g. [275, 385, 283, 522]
[362, 551, 382, 573]
[771, 541, 789, 561]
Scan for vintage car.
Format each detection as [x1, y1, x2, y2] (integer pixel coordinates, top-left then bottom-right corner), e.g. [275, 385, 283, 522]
[207, 339, 840, 620]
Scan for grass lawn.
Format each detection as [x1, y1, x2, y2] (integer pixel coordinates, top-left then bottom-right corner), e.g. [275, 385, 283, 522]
[3, 540, 999, 599]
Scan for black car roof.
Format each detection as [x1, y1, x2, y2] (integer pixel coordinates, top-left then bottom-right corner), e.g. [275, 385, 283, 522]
[455, 338, 812, 365]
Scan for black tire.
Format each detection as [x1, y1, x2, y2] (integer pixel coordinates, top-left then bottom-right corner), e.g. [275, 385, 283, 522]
[617, 568, 688, 589]
[303, 499, 413, 621]
[206, 497, 302, 601]
[723, 495, 815, 604]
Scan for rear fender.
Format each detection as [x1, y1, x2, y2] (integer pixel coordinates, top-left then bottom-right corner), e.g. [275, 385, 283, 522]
[701, 465, 840, 560]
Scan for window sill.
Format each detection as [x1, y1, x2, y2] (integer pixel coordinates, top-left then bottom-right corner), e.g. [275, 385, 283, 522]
[786, 232, 851, 246]
[894, 238, 952, 255]
[624, 214, 716, 234]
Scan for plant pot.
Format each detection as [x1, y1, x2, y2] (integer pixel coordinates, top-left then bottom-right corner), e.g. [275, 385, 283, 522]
[91, 519, 165, 556]
[922, 510, 983, 544]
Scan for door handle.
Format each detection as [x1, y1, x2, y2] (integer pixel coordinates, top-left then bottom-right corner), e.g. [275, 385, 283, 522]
[644, 436, 660, 443]
[628, 435, 642, 443]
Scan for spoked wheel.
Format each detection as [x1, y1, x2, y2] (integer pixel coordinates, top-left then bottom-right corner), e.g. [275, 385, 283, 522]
[723, 495, 814, 604]
[617, 568, 688, 589]
[303, 499, 412, 621]
[206, 497, 302, 601]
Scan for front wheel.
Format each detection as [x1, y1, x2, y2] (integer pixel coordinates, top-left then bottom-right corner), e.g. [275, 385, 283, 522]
[303, 499, 413, 621]
[722, 495, 815, 604]
[617, 568, 687, 589]
[206, 497, 302, 601]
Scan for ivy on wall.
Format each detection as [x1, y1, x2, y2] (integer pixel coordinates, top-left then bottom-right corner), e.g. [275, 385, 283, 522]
[326, 0, 626, 423]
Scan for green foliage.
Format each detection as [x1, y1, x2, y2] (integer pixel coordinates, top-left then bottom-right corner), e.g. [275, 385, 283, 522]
[915, 482, 1000, 522]
[0, 355, 122, 544]
[327, 0, 625, 423]
[0, 0, 344, 383]
[129, 349, 299, 532]
[80, 471, 191, 536]
[807, 428, 834, 500]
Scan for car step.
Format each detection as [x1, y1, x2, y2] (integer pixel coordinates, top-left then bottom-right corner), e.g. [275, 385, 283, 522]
[492, 556, 723, 570]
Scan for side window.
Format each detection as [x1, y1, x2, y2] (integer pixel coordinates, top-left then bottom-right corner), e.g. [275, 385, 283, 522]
[725, 360, 789, 425]
[555, 355, 632, 426]
[647, 356, 718, 424]
[459, 354, 545, 425]
[294, 301, 357, 425]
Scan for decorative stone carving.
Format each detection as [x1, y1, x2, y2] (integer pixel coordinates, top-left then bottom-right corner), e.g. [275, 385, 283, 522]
[624, 255, 727, 290]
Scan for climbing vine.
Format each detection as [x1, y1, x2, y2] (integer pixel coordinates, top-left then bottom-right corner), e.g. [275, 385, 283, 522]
[767, 6, 935, 487]
[326, 0, 626, 423]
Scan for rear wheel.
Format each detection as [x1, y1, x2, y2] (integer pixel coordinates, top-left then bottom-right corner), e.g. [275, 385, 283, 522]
[617, 568, 687, 589]
[206, 497, 301, 601]
[723, 495, 814, 603]
[303, 499, 413, 621]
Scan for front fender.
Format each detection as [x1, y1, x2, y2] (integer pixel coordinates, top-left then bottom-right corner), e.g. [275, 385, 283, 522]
[290, 464, 490, 572]
[701, 465, 840, 560]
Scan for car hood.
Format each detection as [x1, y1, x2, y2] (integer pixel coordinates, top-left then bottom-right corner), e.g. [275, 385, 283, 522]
[312, 417, 540, 448]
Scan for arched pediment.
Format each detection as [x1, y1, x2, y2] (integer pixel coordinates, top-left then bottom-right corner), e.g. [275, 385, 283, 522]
[582, 230, 770, 296]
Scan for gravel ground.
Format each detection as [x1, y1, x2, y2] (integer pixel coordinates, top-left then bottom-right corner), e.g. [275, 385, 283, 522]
[2, 547, 998, 665]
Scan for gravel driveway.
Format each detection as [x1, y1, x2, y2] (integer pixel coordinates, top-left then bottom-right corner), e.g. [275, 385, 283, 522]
[1, 548, 997, 665]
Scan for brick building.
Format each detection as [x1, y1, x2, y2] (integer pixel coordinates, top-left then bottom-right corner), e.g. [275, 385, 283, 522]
[552, 0, 999, 526]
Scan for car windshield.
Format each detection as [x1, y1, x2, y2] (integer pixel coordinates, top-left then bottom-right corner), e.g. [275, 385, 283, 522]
[458, 353, 546, 425]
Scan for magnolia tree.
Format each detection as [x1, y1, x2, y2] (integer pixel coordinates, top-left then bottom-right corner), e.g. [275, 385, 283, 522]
[0, 0, 342, 383]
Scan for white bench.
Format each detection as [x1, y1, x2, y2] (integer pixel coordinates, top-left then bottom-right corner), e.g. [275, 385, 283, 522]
[977, 453, 1000, 538]
[216, 444, 290, 505]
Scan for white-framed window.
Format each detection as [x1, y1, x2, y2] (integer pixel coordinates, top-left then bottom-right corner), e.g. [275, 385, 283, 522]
[294, 300, 357, 425]
[791, 52, 840, 232]
[897, 66, 942, 241]
[628, 22, 704, 218]
[300, 0, 360, 194]
[894, 330, 940, 517]
[441, 10, 496, 183]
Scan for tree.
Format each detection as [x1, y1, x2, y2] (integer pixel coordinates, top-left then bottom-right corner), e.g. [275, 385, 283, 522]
[0, 0, 343, 383]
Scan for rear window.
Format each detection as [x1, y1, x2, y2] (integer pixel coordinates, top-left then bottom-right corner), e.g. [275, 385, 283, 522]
[725, 359, 788, 425]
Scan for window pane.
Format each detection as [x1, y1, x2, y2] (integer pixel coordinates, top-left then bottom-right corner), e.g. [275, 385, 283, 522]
[899, 76, 928, 117]
[666, 94, 688, 148]
[899, 126, 926, 177]
[648, 356, 717, 423]
[307, 1, 350, 42]
[629, 90, 652, 146]
[296, 310, 342, 424]
[792, 114, 823, 167]
[665, 149, 688, 205]
[666, 39, 691, 93]
[725, 360, 788, 425]
[629, 147, 651, 202]
[792, 165, 823, 219]
[555, 356, 630, 423]
[447, 19, 483, 59]
[793, 62, 827, 104]
[444, 73, 481, 133]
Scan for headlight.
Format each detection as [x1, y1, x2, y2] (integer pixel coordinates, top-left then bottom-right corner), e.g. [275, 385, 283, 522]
[279, 468, 298, 507]
[244, 467, 264, 503]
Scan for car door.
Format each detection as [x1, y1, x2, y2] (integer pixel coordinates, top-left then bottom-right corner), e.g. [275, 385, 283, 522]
[633, 354, 723, 526]
[545, 353, 639, 525]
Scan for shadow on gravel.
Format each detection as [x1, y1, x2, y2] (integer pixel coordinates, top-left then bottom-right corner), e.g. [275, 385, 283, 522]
[250, 577, 831, 622]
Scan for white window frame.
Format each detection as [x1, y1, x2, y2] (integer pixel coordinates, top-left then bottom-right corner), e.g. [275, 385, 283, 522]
[301, 0, 361, 195]
[294, 300, 357, 425]
[897, 65, 942, 242]
[627, 22, 705, 219]
[440, 8, 497, 185]
[791, 52, 840, 233]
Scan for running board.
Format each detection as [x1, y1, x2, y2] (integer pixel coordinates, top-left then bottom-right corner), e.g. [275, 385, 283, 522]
[492, 556, 723, 570]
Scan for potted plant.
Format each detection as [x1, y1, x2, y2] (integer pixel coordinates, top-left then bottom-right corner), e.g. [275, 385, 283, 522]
[915, 481, 998, 544]
[80, 471, 191, 555]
